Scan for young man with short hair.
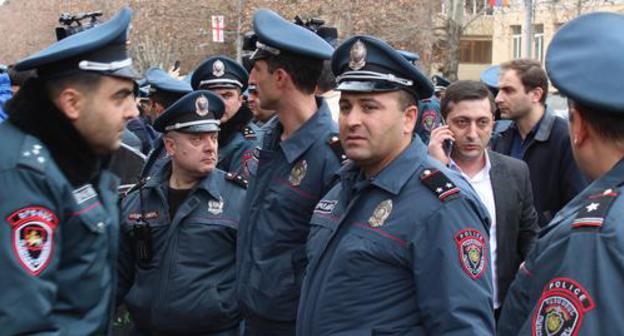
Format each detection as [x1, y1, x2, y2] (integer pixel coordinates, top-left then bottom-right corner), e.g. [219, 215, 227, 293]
[428, 80, 539, 318]
[492, 59, 587, 226]
[0, 8, 139, 334]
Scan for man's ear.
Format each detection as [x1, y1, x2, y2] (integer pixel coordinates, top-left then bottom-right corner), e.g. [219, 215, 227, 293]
[273, 68, 290, 90]
[163, 134, 176, 156]
[530, 87, 545, 104]
[55, 87, 85, 121]
[404, 104, 419, 135]
[571, 107, 589, 147]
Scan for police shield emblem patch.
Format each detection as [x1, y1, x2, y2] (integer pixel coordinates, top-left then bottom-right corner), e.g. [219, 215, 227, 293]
[208, 196, 224, 215]
[368, 199, 393, 227]
[532, 278, 595, 336]
[421, 109, 437, 132]
[7, 206, 59, 276]
[288, 160, 307, 186]
[454, 228, 487, 279]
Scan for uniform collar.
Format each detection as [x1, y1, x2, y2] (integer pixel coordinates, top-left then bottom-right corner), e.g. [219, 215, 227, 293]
[339, 136, 427, 195]
[146, 160, 221, 200]
[278, 97, 333, 164]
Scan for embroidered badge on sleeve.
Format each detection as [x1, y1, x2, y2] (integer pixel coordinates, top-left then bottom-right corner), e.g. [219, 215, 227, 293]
[6, 206, 59, 276]
[532, 277, 595, 336]
[454, 228, 487, 280]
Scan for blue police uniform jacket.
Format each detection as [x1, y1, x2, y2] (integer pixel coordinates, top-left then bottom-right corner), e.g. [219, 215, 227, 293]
[236, 99, 343, 322]
[498, 157, 624, 335]
[297, 137, 496, 336]
[118, 163, 246, 334]
[0, 121, 119, 335]
[218, 120, 261, 179]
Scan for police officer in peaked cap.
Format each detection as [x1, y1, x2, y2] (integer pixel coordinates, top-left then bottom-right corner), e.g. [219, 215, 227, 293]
[498, 12, 624, 335]
[235, 8, 345, 335]
[139, 67, 193, 179]
[296, 35, 495, 335]
[192, 56, 261, 179]
[118, 90, 247, 335]
[0, 7, 139, 335]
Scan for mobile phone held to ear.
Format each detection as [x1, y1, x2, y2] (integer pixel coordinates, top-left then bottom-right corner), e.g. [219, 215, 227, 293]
[443, 139, 454, 157]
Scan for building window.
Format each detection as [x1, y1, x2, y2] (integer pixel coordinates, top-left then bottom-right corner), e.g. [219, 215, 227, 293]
[534, 24, 544, 63]
[459, 38, 493, 64]
[511, 25, 522, 59]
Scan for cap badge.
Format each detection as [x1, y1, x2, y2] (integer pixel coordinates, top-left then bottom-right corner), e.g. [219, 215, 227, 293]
[195, 95, 210, 117]
[212, 59, 226, 77]
[349, 40, 367, 71]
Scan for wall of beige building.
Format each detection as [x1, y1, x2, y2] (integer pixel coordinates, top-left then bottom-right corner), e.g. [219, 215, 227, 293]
[452, 1, 624, 81]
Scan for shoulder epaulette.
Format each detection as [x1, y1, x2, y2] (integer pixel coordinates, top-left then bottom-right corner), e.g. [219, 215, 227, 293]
[242, 126, 257, 140]
[327, 134, 348, 164]
[225, 172, 248, 189]
[419, 168, 460, 202]
[17, 142, 49, 173]
[571, 188, 619, 229]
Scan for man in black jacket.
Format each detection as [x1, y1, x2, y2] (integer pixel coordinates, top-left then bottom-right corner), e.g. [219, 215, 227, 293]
[491, 59, 587, 226]
[429, 80, 539, 318]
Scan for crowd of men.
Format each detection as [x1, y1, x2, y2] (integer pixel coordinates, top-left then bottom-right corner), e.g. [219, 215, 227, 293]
[0, 5, 623, 336]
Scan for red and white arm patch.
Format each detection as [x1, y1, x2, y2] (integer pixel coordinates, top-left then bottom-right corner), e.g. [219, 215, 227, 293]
[532, 277, 595, 336]
[454, 228, 487, 280]
[6, 206, 59, 276]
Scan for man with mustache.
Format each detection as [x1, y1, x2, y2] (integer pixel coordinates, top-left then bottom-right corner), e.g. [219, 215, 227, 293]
[297, 35, 494, 335]
[117, 90, 247, 335]
[428, 80, 539, 319]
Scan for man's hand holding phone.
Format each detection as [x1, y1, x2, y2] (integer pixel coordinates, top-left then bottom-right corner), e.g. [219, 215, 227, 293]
[428, 124, 455, 166]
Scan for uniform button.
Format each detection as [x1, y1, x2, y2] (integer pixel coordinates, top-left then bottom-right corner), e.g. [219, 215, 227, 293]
[96, 222, 105, 231]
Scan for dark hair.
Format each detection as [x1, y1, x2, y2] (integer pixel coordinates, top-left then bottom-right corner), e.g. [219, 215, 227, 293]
[7, 65, 36, 87]
[570, 100, 624, 142]
[150, 91, 183, 109]
[265, 51, 323, 94]
[500, 58, 549, 104]
[316, 60, 336, 94]
[44, 71, 104, 99]
[440, 80, 495, 119]
[397, 89, 417, 112]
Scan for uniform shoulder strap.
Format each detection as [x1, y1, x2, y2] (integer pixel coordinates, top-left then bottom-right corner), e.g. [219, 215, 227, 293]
[327, 134, 348, 164]
[225, 172, 248, 189]
[572, 188, 619, 230]
[419, 168, 460, 202]
[242, 126, 257, 140]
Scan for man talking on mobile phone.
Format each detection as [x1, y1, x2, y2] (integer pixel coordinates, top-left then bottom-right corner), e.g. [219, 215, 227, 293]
[428, 80, 539, 319]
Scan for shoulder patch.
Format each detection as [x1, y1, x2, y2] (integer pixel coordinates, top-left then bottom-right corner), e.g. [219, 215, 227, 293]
[572, 188, 619, 229]
[242, 126, 257, 140]
[6, 206, 59, 276]
[225, 172, 248, 189]
[532, 277, 595, 336]
[454, 228, 487, 280]
[420, 168, 460, 202]
[327, 134, 348, 164]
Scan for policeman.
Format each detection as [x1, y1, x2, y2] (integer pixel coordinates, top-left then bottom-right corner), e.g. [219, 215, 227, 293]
[432, 74, 451, 100]
[140, 67, 192, 179]
[191, 56, 260, 178]
[397, 50, 443, 145]
[0, 7, 138, 335]
[498, 12, 624, 335]
[118, 90, 246, 335]
[236, 9, 344, 335]
[296, 35, 495, 335]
